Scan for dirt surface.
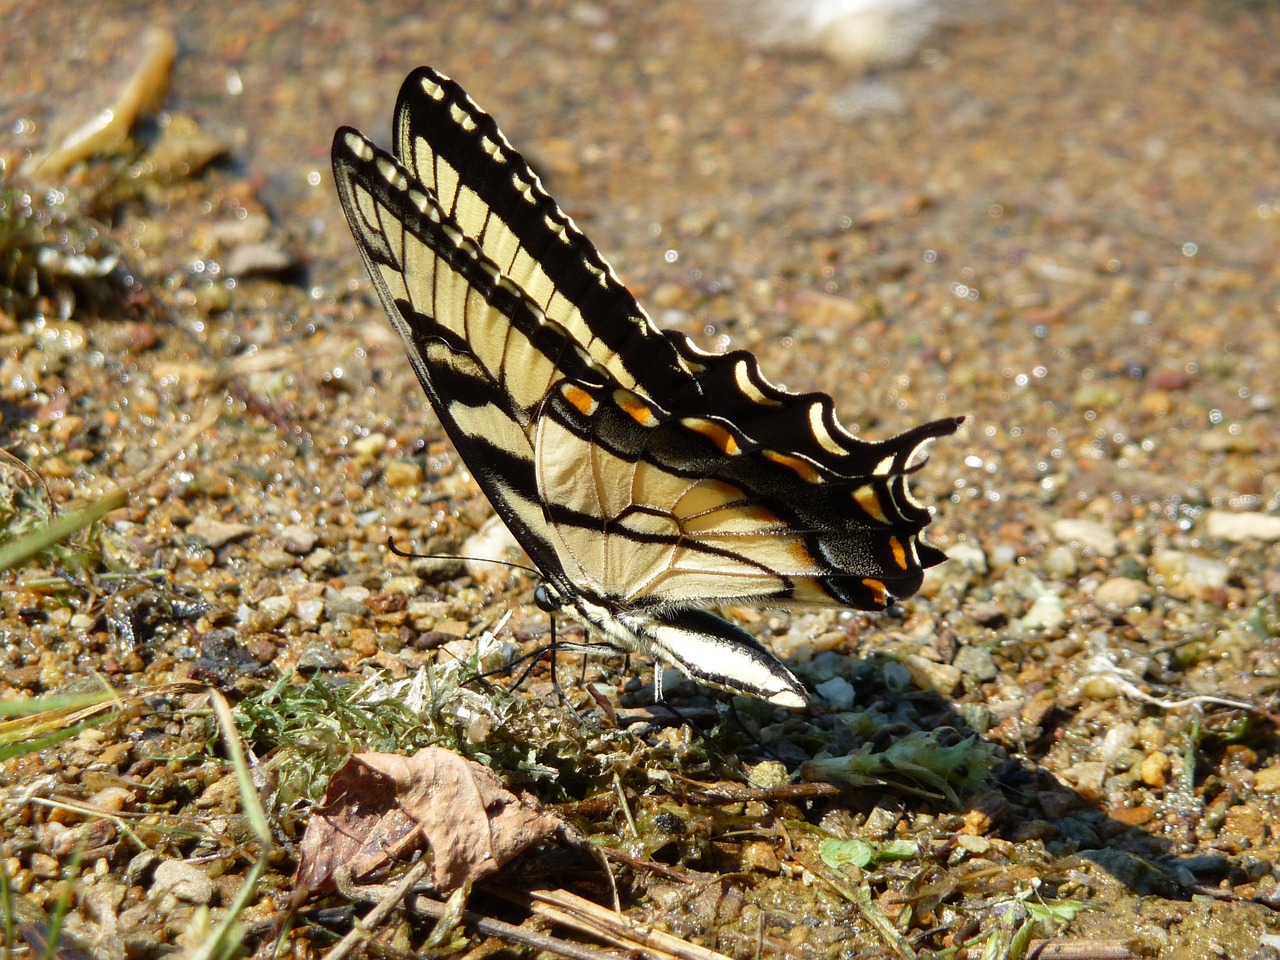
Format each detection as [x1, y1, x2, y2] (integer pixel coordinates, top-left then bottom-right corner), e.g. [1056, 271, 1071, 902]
[1, 1, 1278, 958]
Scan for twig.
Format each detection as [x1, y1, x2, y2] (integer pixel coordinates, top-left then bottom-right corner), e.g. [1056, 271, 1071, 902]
[30, 27, 178, 177]
[956, 938, 1134, 959]
[1082, 655, 1279, 724]
[517, 888, 734, 960]
[403, 890, 631, 960]
[324, 861, 431, 960]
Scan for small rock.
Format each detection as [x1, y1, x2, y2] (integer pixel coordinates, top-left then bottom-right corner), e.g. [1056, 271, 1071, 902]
[295, 598, 325, 627]
[742, 840, 782, 874]
[125, 850, 160, 887]
[964, 600, 1006, 627]
[325, 584, 371, 617]
[1093, 577, 1154, 617]
[947, 540, 988, 573]
[1042, 545, 1078, 578]
[1050, 518, 1119, 557]
[296, 643, 344, 673]
[382, 575, 424, 597]
[89, 786, 136, 813]
[954, 645, 998, 682]
[277, 524, 318, 555]
[814, 676, 856, 711]
[748, 760, 790, 789]
[302, 546, 339, 575]
[257, 546, 296, 571]
[1020, 594, 1066, 630]
[384, 461, 424, 488]
[223, 240, 295, 278]
[1063, 761, 1107, 803]
[1205, 510, 1280, 543]
[188, 517, 254, 549]
[1140, 751, 1171, 788]
[255, 594, 292, 628]
[1151, 550, 1229, 599]
[956, 834, 992, 855]
[29, 853, 60, 879]
[903, 654, 961, 696]
[152, 859, 215, 905]
[1097, 723, 1138, 768]
[350, 432, 388, 460]
[201, 212, 270, 248]
[1254, 765, 1280, 794]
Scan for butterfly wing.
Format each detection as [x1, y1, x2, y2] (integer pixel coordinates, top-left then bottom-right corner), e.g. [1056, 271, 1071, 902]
[332, 68, 962, 707]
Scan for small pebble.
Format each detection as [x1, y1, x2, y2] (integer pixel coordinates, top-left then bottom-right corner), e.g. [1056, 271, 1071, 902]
[1020, 595, 1066, 630]
[1093, 577, 1153, 616]
[947, 540, 988, 573]
[953, 645, 998, 682]
[1050, 518, 1119, 557]
[296, 643, 344, 673]
[188, 517, 254, 549]
[1063, 761, 1107, 802]
[29, 853, 60, 879]
[295, 598, 325, 627]
[152, 859, 215, 905]
[903, 654, 961, 696]
[350, 432, 388, 460]
[1042, 545, 1078, 578]
[1205, 510, 1280, 543]
[1254, 766, 1280, 794]
[1097, 723, 1138, 768]
[223, 240, 295, 278]
[1140, 751, 1171, 788]
[1151, 550, 1229, 599]
[814, 676, 856, 711]
[384, 461, 424, 488]
[277, 524, 318, 555]
[742, 840, 782, 874]
[255, 594, 292, 628]
[748, 760, 790, 789]
[325, 584, 371, 617]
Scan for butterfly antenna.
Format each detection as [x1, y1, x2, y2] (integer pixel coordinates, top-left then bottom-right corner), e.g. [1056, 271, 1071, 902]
[384, 536, 542, 579]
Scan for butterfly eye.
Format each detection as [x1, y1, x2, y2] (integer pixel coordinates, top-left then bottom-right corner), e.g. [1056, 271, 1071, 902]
[533, 583, 561, 613]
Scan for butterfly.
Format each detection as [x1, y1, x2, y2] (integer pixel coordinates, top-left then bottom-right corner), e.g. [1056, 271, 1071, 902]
[331, 67, 963, 708]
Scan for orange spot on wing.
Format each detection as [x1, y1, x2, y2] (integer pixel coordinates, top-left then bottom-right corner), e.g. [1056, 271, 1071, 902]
[763, 450, 822, 483]
[682, 417, 741, 455]
[562, 383, 598, 416]
[889, 536, 908, 570]
[615, 391, 658, 427]
[861, 578, 888, 605]
[853, 485, 889, 523]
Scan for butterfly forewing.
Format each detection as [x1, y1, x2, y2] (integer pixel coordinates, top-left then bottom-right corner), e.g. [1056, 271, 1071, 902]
[392, 67, 702, 402]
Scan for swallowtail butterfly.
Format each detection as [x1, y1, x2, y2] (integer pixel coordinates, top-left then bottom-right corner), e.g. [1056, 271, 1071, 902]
[331, 67, 963, 708]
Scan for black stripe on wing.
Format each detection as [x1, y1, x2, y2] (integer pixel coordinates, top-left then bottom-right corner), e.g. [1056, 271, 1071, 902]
[393, 67, 700, 401]
[333, 128, 602, 586]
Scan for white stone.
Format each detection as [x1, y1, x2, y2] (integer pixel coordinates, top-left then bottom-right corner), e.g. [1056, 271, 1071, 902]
[1050, 518, 1119, 557]
[1205, 510, 1280, 543]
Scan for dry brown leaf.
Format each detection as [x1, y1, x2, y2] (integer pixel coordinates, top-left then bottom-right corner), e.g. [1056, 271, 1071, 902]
[295, 746, 558, 893]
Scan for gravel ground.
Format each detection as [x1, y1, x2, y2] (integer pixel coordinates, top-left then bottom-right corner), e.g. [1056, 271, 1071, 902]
[1, 1, 1278, 958]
